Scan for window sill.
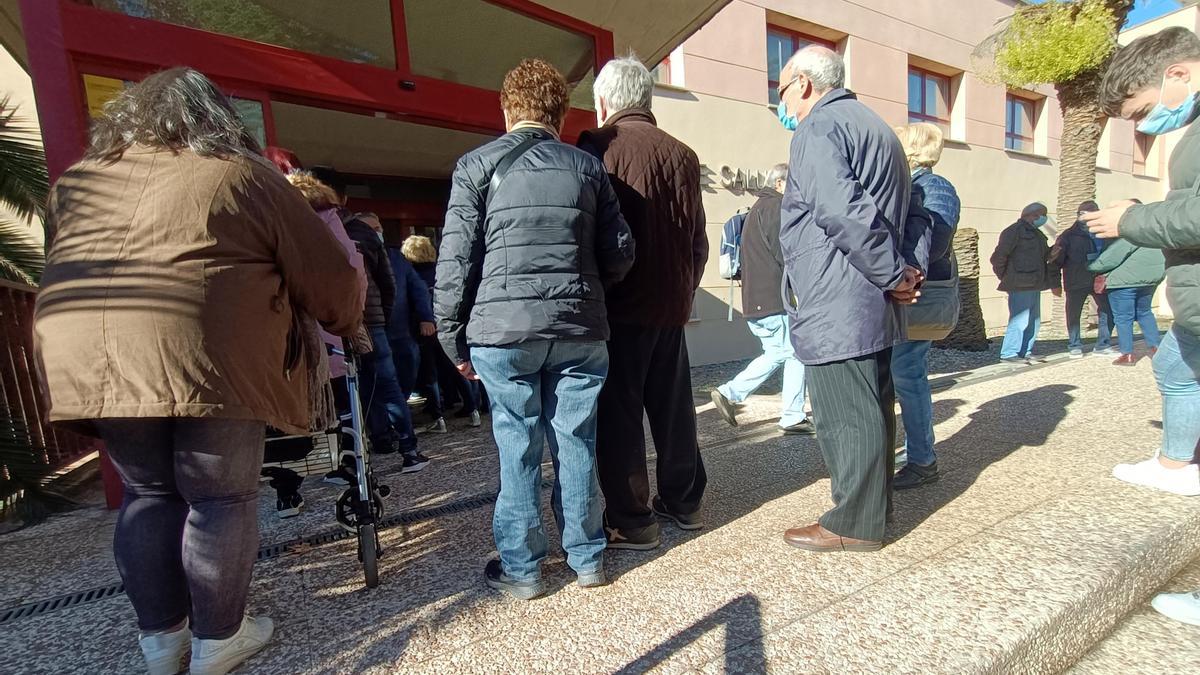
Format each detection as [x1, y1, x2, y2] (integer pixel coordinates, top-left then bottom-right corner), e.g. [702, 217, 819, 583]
[654, 82, 690, 93]
[1004, 148, 1051, 161]
[943, 138, 971, 150]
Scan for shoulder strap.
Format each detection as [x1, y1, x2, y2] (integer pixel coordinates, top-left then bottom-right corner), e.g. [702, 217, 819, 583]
[485, 134, 547, 209]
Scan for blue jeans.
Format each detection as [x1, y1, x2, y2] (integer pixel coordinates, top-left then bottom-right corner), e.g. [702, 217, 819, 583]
[1153, 327, 1200, 462]
[360, 326, 415, 453]
[1108, 285, 1161, 355]
[1000, 290, 1041, 359]
[892, 340, 935, 467]
[718, 314, 807, 426]
[471, 340, 608, 581]
[389, 336, 420, 399]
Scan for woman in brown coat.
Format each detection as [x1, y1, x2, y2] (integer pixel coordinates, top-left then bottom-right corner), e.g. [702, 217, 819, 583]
[33, 68, 361, 675]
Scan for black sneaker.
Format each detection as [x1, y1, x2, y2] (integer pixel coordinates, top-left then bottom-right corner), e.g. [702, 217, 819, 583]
[651, 496, 704, 531]
[276, 493, 304, 519]
[780, 419, 816, 435]
[710, 390, 738, 427]
[401, 453, 430, 474]
[484, 559, 545, 600]
[894, 461, 940, 490]
[605, 520, 662, 550]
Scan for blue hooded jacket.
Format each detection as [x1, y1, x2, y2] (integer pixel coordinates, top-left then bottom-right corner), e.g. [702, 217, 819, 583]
[386, 248, 436, 342]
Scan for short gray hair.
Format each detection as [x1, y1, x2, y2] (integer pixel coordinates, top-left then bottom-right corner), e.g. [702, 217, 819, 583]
[594, 56, 654, 113]
[784, 46, 845, 94]
[766, 163, 788, 185]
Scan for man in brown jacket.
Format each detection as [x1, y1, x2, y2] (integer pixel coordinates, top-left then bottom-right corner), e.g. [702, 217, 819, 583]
[579, 56, 709, 550]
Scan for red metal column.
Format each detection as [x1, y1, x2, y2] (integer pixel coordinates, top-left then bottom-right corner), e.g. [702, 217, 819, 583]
[18, 0, 89, 181]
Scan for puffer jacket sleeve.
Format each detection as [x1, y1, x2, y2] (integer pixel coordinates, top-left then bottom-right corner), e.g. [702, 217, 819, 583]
[593, 168, 636, 288]
[901, 185, 933, 273]
[1088, 238, 1135, 274]
[689, 160, 709, 291]
[435, 155, 486, 363]
[1120, 199, 1200, 249]
[919, 173, 960, 268]
[794, 125, 906, 290]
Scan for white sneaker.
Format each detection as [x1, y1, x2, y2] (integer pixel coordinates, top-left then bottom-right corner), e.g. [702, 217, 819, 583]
[422, 418, 448, 435]
[190, 615, 274, 675]
[469, 410, 481, 428]
[1151, 590, 1200, 626]
[1112, 456, 1200, 496]
[139, 624, 191, 675]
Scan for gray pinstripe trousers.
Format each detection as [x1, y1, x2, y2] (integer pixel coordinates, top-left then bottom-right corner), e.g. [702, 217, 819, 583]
[806, 348, 896, 542]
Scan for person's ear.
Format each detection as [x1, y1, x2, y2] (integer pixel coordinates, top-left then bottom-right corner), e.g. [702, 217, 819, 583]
[1166, 63, 1191, 84]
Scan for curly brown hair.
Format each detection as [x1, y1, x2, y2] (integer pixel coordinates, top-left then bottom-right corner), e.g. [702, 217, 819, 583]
[286, 171, 340, 210]
[500, 58, 569, 129]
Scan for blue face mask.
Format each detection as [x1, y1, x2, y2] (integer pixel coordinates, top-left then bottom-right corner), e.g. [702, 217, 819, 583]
[1137, 76, 1198, 135]
[777, 100, 798, 131]
[1033, 215, 1048, 228]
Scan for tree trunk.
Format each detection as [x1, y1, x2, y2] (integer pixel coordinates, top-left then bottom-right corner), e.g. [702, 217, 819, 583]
[1054, 72, 1107, 224]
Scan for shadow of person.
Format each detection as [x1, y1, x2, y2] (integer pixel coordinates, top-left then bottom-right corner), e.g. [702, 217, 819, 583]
[888, 383, 1076, 541]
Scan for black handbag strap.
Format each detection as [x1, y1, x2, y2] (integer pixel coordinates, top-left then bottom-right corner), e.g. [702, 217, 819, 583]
[485, 132, 548, 209]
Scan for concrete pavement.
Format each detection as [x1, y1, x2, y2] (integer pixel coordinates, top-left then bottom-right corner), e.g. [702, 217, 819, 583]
[1, 351, 1198, 673]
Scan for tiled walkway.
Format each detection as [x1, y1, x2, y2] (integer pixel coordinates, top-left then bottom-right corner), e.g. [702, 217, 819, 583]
[2, 353, 1198, 673]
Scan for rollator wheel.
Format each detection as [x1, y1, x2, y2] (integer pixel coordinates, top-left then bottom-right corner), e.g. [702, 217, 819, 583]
[359, 523, 379, 589]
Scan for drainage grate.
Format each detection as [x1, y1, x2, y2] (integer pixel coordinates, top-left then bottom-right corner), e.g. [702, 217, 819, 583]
[0, 584, 126, 626]
[0, 487, 507, 625]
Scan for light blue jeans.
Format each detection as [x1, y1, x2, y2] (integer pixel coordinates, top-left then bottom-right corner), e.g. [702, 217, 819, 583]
[1153, 326, 1200, 462]
[470, 340, 608, 581]
[892, 340, 936, 467]
[718, 314, 807, 427]
[1000, 290, 1042, 359]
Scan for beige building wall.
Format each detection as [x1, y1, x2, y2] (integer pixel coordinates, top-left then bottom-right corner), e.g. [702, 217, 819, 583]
[660, 0, 1176, 365]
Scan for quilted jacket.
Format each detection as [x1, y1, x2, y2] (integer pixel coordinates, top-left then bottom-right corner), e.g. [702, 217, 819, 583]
[578, 109, 708, 326]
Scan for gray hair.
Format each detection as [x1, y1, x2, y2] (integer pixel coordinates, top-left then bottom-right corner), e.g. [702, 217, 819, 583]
[766, 163, 789, 186]
[594, 56, 654, 114]
[86, 67, 261, 163]
[784, 45, 845, 94]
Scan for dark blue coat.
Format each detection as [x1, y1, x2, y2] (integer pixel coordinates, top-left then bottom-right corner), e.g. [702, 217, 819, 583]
[386, 248, 435, 342]
[780, 89, 926, 365]
[911, 168, 960, 282]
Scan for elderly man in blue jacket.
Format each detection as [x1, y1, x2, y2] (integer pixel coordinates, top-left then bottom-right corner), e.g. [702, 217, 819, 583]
[776, 46, 925, 552]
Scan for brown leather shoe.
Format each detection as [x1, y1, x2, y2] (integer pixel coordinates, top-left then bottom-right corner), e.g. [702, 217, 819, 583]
[1113, 354, 1137, 366]
[783, 522, 882, 552]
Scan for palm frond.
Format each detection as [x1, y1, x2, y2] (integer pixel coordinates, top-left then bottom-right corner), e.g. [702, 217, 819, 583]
[0, 96, 49, 223]
[0, 219, 44, 284]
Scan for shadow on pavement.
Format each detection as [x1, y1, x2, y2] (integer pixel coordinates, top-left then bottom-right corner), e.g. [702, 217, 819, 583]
[888, 383, 1076, 541]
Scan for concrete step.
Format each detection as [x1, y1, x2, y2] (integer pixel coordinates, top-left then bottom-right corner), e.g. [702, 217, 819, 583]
[1067, 555, 1200, 673]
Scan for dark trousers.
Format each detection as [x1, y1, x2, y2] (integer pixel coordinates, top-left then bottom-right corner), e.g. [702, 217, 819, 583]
[417, 335, 478, 418]
[597, 324, 707, 529]
[806, 349, 895, 542]
[96, 418, 265, 640]
[360, 325, 415, 454]
[1066, 289, 1111, 351]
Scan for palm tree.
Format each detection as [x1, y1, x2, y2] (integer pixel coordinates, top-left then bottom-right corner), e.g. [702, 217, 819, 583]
[973, 0, 1136, 223]
[0, 95, 49, 285]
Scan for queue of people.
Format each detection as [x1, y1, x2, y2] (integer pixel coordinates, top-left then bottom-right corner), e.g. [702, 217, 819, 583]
[26, 26, 1200, 674]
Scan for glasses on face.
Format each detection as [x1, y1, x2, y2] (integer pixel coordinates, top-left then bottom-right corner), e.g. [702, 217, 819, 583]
[778, 76, 800, 99]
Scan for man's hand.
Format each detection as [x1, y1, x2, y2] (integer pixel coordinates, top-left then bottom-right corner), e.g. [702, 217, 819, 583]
[888, 266, 924, 305]
[1082, 200, 1136, 239]
[457, 360, 480, 381]
[1051, 287, 1063, 298]
[419, 321, 436, 337]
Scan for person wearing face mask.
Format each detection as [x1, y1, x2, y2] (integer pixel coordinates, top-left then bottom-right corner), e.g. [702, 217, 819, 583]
[1082, 26, 1200, 512]
[991, 202, 1059, 364]
[1084, 26, 1200, 626]
[774, 46, 928, 553]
